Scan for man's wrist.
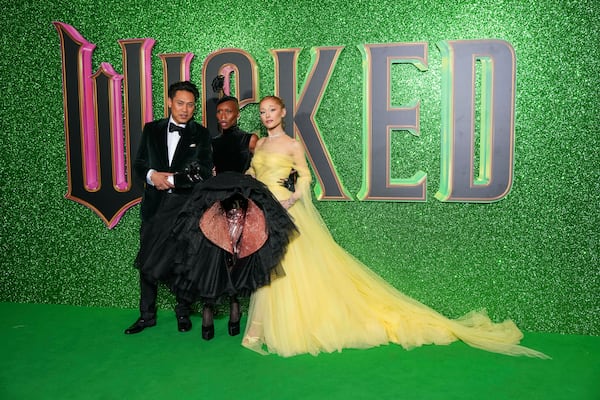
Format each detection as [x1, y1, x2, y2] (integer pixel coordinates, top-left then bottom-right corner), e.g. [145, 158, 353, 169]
[147, 169, 156, 185]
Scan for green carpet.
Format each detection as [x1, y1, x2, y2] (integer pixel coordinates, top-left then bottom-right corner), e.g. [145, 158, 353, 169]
[1, 303, 597, 400]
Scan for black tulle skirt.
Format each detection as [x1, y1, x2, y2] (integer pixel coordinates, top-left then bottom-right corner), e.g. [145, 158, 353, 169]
[136, 172, 297, 303]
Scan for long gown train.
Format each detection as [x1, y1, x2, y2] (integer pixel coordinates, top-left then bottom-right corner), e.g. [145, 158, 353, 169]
[242, 149, 548, 358]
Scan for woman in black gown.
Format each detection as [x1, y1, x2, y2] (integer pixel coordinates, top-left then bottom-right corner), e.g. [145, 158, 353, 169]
[143, 96, 296, 341]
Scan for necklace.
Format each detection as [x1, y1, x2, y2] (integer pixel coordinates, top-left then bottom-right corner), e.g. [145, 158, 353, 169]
[268, 133, 282, 138]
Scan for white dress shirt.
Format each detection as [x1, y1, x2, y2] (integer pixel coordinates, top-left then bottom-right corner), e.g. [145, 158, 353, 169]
[146, 117, 184, 186]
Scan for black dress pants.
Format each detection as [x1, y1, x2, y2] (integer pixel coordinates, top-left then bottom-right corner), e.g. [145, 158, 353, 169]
[137, 193, 193, 320]
[139, 273, 191, 320]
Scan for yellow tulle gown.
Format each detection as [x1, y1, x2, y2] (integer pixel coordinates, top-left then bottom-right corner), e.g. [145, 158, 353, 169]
[242, 148, 548, 359]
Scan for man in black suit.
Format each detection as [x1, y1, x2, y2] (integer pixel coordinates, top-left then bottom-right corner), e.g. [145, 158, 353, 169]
[125, 81, 213, 334]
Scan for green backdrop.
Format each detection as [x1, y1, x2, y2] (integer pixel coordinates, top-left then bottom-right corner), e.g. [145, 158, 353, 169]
[1, 0, 598, 335]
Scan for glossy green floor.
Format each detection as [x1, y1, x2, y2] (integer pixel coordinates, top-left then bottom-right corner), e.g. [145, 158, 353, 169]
[1, 303, 598, 399]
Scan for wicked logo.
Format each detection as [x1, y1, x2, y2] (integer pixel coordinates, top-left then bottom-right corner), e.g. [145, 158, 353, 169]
[54, 21, 516, 228]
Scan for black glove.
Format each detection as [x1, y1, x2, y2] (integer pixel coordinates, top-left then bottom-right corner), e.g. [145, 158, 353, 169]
[178, 161, 204, 183]
[279, 170, 298, 192]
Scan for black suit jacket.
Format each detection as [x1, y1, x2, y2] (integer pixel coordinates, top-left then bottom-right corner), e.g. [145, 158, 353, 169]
[134, 118, 213, 221]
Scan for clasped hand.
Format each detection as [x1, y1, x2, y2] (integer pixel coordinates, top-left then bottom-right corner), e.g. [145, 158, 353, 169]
[152, 171, 174, 191]
[281, 197, 296, 210]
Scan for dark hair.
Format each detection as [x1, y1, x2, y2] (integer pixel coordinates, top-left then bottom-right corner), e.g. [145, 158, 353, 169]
[168, 81, 199, 101]
[216, 95, 239, 109]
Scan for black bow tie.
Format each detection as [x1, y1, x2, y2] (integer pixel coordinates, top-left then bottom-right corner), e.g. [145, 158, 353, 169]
[169, 122, 185, 134]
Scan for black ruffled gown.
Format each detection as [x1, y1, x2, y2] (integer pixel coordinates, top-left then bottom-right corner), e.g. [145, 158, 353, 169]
[140, 127, 296, 304]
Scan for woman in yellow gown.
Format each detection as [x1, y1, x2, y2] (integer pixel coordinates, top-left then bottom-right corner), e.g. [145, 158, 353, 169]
[242, 95, 548, 359]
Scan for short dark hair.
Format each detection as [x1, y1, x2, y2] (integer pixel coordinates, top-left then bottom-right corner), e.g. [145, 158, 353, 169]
[168, 81, 199, 101]
[216, 95, 239, 108]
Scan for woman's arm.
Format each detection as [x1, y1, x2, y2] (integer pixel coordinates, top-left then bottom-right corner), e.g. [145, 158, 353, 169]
[283, 141, 311, 208]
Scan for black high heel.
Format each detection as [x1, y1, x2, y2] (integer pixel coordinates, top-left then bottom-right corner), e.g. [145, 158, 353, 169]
[228, 321, 240, 336]
[202, 325, 215, 341]
[202, 305, 215, 341]
[228, 298, 241, 336]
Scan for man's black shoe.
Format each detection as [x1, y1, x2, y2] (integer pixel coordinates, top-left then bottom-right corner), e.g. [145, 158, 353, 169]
[177, 316, 192, 332]
[124, 317, 157, 334]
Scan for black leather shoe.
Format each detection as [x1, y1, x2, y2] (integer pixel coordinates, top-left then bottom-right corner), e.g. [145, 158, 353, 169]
[124, 317, 156, 334]
[177, 316, 192, 332]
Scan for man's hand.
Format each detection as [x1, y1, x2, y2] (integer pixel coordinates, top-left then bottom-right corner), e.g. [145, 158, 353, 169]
[151, 171, 175, 190]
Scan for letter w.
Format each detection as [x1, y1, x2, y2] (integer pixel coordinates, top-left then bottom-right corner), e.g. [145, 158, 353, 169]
[54, 22, 154, 228]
